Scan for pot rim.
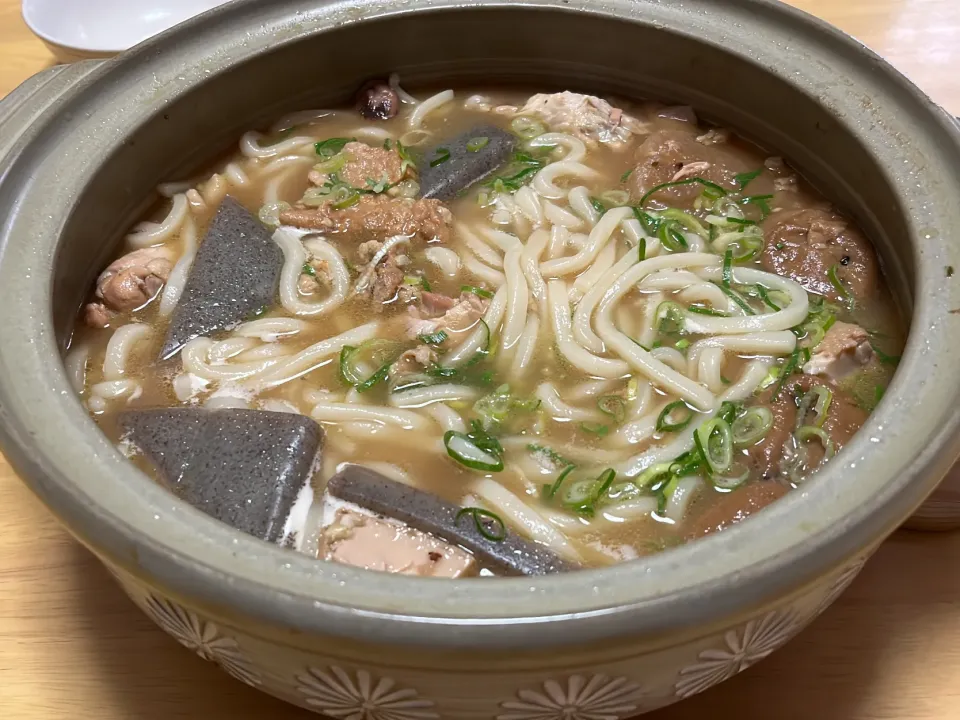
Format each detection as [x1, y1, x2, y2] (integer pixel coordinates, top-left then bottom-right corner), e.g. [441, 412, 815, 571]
[2, 0, 960, 649]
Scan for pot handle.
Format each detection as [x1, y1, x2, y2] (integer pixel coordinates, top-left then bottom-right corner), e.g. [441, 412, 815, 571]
[0, 61, 105, 166]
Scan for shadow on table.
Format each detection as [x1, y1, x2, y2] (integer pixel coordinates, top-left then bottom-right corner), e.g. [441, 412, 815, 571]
[70, 531, 960, 720]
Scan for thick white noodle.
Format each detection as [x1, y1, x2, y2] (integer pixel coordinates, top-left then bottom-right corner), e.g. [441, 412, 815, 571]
[686, 266, 809, 333]
[601, 496, 660, 522]
[425, 246, 461, 277]
[126, 194, 187, 248]
[182, 338, 282, 381]
[514, 185, 543, 225]
[459, 225, 504, 267]
[482, 228, 523, 253]
[547, 280, 629, 378]
[568, 186, 600, 226]
[158, 218, 198, 317]
[470, 478, 580, 561]
[388, 385, 479, 408]
[636, 291, 665, 350]
[665, 477, 703, 523]
[90, 379, 141, 402]
[408, 89, 454, 129]
[157, 181, 193, 198]
[239, 131, 314, 158]
[346, 126, 394, 143]
[269, 109, 336, 132]
[571, 235, 617, 301]
[509, 315, 540, 379]
[614, 402, 670, 447]
[425, 403, 467, 434]
[531, 161, 599, 200]
[102, 324, 150, 381]
[500, 248, 529, 352]
[685, 332, 797, 376]
[536, 382, 604, 422]
[572, 250, 636, 353]
[461, 249, 506, 285]
[501, 436, 627, 465]
[546, 225, 572, 260]
[259, 398, 303, 415]
[544, 201, 584, 230]
[520, 228, 549, 318]
[650, 347, 687, 374]
[310, 401, 429, 431]
[207, 337, 256, 363]
[223, 162, 250, 188]
[540, 207, 632, 277]
[236, 343, 294, 362]
[273, 228, 350, 316]
[698, 347, 726, 393]
[446, 287, 508, 366]
[233, 317, 307, 342]
[64, 344, 90, 394]
[389, 74, 418, 104]
[249, 322, 380, 388]
[677, 283, 738, 313]
[260, 154, 315, 176]
[566, 378, 620, 402]
[638, 269, 703, 291]
[528, 132, 586, 163]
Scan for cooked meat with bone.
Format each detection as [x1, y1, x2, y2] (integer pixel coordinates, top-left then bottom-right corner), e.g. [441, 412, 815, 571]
[803, 321, 874, 381]
[281, 194, 452, 244]
[761, 208, 878, 302]
[84, 246, 175, 326]
[519, 92, 645, 148]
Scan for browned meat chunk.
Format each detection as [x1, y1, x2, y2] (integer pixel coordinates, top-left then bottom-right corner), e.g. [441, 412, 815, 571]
[322, 507, 476, 577]
[355, 251, 405, 305]
[803, 321, 874, 380]
[685, 481, 790, 539]
[355, 81, 399, 121]
[761, 209, 878, 301]
[83, 246, 175, 327]
[628, 129, 753, 207]
[405, 291, 489, 339]
[308, 141, 404, 190]
[420, 291, 458, 317]
[745, 375, 867, 481]
[281, 194, 452, 244]
[519, 92, 645, 147]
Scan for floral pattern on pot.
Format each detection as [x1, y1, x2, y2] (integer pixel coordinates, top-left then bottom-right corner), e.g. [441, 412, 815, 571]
[674, 608, 803, 698]
[497, 674, 644, 720]
[816, 556, 868, 616]
[295, 665, 439, 720]
[141, 594, 261, 687]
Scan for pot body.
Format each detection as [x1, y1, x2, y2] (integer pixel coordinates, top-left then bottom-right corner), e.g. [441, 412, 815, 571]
[2, 1, 960, 718]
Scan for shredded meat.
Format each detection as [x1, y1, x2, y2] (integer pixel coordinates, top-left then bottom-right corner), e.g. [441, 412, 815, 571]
[745, 375, 867, 481]
[281, 195, 452, 244]
[404, 291, 489, 340]
[628, 129, 752, 207]
[803, 321, 874, 381]
[83, 246, 175, 328]
[393, 346, 440, 377]
[518, 92, 646, 148]
[761, 208, 878, 301]
[362, 252, 405, 305]
[420, 291, 458, 318]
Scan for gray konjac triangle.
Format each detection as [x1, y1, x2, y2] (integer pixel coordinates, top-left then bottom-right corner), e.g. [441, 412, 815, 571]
[160, 196, 283, 359]
[120, 408, 323, 545]
[418, 125, 516, 201]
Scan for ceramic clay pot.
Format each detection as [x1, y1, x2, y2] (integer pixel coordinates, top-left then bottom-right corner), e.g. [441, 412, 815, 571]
[1, 1, 960, 717]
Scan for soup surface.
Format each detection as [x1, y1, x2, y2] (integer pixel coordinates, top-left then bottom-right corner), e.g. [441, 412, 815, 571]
[67, 81, 903, 576]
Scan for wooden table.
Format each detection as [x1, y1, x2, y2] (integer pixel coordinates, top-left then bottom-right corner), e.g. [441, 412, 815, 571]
[1, 1, 959, 718]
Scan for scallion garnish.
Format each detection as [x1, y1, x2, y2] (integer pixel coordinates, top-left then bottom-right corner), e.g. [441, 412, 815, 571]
[694, 418, 733, 475]
[716, 283, 756, 315]
[639, 177, 728, 208]
[794, 425, 836, 459]
[455, 507, 507, 541]
[473, 384, 541, 432]
[828, 264, 855, 306]
[687, 305, 728, 317]
[590, 197, 607, 216]
[510, 116, 546, 139]
[597, 395, 627, 423]
[658, 220, 688, 252]
[796, 385, 833, 429]
[722, 247, 734, 288]
[740, 194, 774, 218]
[444, 423, 504, 472]
[542, 464, 576, 500]
[870, 342, 901, 366]
[430, 147, 451, 167]
[528, 444, 573, 471]
[675, 338, 691, 351]
[302, 262, 317, 277]
[757, 284, 781, 311]
[771, 347, 801, 401]
[466, 136, 490, 152]
[418, 330, 448, 345]
[315, 137, 354, 158]
[731, 406, 773, 446]
[734, 168, 763, 190]
[655, 301, 686, 334]
[461, 285, 494, 299]
[339, 339, 403, 392]
[620, 168, 634, 183]
[637, 237, 646, 263]
[579, 422, 609, 437]
[656, 400, 694, 432]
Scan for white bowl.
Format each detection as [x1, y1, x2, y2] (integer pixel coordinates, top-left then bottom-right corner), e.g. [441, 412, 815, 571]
[22, 0, 232, 62]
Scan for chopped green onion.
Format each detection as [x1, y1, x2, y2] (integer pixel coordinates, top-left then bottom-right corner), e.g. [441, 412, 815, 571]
[510, 116, 546, 139]
[795, 425, 836, 459]
[559, 468, 616, 516]
[430, 147, 451, 167]
[658, 220, 689, 252]
[874, 385, 885, 404]
[732, 407, 773, 446]
[542, 464, 576, 499]
[461, 285, 494, 299]
[660, 208, 709, 237]
[655, 301, 686, 334]
[444, 427, 504, 472]
[403, 274, 432, 291]
[726, 232, 765, 262]
[590, 197, 606, 216]
[528, 444, 573, 471]
[474, 384, 540, 431]
[757, 285, 781, 311]
[455, 507, 507, 541]
[328, 183, 361, 210]
[717, 283, 756, 315]
[711, 465, 750, 490]
[301, 262, 317, 277]
[722, 247, 734, 287]
[687, 305, 728, 317]
[771, 348, 801, 401]
[870, 342, 901, 366]
[656, 400, 694, 432]
[418, 330, 448, 345]
[599, 190, 631, 207]
[734, 169, 763, 190]
[694, 418, 733, 474]
[675, 338, 691, 351]
[740, 194, 774, 218]
[313, 152, 348, 174]
[466, 136, 489, 152]
[637, 238, 647, 263]
[634, 462, 674, 490]
[633, 207, 662, 236]
[315, 137, 354, 157]
[828, 264, 854, 305]
[339, 339, 403, 392]
[579, 422, 609, 437]
[395, 140, 416, 172]
[718, 401, 740, 425]
[620, 168, 634, 183]
[597, 395, 627, 423]
[797, 385, 833, 429]
[639, 177, 728, 207]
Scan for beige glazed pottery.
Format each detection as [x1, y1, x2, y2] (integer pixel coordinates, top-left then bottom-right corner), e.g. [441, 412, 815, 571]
[2, 1, 960, 717]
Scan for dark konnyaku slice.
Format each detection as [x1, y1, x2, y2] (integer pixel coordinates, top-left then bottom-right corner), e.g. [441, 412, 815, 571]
[325, 465, 577, 576]
[119, 408, 323, 546]
[159, 196, 283, 359]
[418, 125, 516, 201]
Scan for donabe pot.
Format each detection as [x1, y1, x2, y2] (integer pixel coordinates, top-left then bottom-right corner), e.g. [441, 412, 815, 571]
[1, 0, 959, 715]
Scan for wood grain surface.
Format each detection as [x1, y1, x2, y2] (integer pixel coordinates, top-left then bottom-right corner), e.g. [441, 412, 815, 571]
[2, 0, 960, 718]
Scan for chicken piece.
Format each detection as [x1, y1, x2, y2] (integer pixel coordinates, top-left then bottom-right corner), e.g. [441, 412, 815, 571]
[84, 246, 175, 327]
[761, 208, 878, 302]
[322, 507, 476, 578]
[392, 346, 440, 377]
[420, 291, 457, 317]
[405, 291, 489, 339]
[518, 92, 646, 148]
[281, 195, 452, 244]
[803, 322, 874, 381]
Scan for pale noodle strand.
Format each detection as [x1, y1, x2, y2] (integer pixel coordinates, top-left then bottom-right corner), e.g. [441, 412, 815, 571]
[408, 89, 454, 129]
[636, 291, 665, 350]
[500, 248, 529, 352]
[90, 379, 141, 402]
[102, 324, 150, 381]
[126, 194, 188, 248]
[527, 132, 587, 163]
[269, 109, 337, 132]
[565, 378, 620, 402]
[273, 228, 350, 316]
[543, 203, 584, 233]
[568, 186, 600, 226]
[344, 126, 394, 143]
[223, 162, 250, 188]
[650, 346, 688, 374]
[446, 287, 508, 366]
[686, 266, 810, 333]
[531, 161, 600, 200]
[425, 403, 467, 434]
[638, 270, 704, 291]
[236, 343, 295, 362]
[509, 314, 540, 379]
[208, 338, 256, 363]
[259, 154, 315, 176]
[547, 280, 629, 378]
[482, 228, 523, 253]
[571, 234, 616, 301]
[547, 225, 572, 259]
[698, 347, 726, 393]
[389, 73, 419, 104]
[157, 181, 193, 198]
[514, 185, 543, 225]
[182, 338, 283, 381]
[536, 382, 605, 422]
[310, 401, 430, 431]
[665, 477, 703, 523]
[239, 131, 315, 158]
[614, 401, 672, 447]
[459, 225, 504, 267]
[232, 317, 308, 342]
[425, 247, 461, 277]
[461, 249, 506, 285]
[520, 228, 549, 318]
[64, 344, 90, 394]
[158, 218, 198, 317]
[677, 283, 738, 313]
[199, 174, 227, 207]
[540, 207, 632, 277]
[388, 385, 479, 409]
[685, 333, 797, 376]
